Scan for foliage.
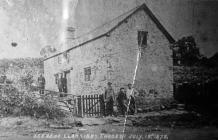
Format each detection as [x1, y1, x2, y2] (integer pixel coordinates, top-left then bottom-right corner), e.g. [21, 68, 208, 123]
[0, 58, 68, 119]
[172, 36, 218, 84]
[174, 66, 218, 84]
[0, 85, 22, 115]
[0, 58, 43, 91]
[173, 36, 218, 83]
[0, 58, 43, 70]
[18, 71, 34, 90]
[40, 45, 56, 58]
[172, 36, 202, 66]
[0, 85, 68, 119]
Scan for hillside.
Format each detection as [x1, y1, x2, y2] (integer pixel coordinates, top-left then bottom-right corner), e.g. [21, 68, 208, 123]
[0, 58, 43, 90]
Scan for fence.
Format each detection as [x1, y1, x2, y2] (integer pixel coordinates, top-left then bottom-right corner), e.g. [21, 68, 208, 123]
[36, 87, 104, 117]
[0, 84, 103, 117]
[38, 88, 103, 117]
[76, 94, 102, 117]
[31, 87, 78, 114]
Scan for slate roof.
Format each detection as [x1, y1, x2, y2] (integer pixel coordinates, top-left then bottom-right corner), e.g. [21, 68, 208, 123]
[44, 3, 175, 61]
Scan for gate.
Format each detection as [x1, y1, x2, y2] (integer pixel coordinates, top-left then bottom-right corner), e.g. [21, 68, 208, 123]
[76, 94, 102, 117]
[33, 87, 103, 117]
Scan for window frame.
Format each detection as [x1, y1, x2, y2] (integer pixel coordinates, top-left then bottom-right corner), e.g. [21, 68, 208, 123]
[138, 30, 148, 47]
[84, 67, 91, 81]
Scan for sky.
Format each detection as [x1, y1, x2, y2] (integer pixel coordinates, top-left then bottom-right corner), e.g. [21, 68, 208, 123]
[0, 0, 218, 59]
[0, 0, 63, 59]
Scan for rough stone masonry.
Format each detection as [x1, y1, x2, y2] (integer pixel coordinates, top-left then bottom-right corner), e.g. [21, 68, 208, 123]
[43, 4, 173, 100]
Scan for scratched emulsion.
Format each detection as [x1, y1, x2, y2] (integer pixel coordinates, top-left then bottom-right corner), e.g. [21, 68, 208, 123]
[121, 38, 142, 139]
[60, 0, 78, 63]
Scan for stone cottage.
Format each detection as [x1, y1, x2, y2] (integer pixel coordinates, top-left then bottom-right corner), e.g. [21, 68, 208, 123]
[43, 3, 175, 99]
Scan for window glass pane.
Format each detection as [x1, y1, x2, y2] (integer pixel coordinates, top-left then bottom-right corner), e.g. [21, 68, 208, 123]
[138, 31, 148, 46]
[84, 67, 91, 81]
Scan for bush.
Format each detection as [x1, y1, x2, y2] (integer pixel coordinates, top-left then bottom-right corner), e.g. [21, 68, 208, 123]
[0, 85, 22, 115]
[172, 36, 201, 66]
[0, 85, 68, 119]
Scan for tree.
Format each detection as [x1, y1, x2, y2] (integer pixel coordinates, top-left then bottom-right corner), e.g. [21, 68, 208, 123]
[40, 45, 56, 58]
[172, 36, 201, 66]
[19, 72, 34, 91]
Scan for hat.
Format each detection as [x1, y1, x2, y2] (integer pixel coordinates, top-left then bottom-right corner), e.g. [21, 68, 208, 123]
[107, 82, 112, 85]
[127, 83, 132, 86]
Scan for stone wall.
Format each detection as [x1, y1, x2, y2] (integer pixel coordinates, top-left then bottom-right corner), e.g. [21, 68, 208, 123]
[44, 8, 173, 98]
[44, 58, 58, 91]
[107, 9, 173, 97]
[73, 0, 218, 57]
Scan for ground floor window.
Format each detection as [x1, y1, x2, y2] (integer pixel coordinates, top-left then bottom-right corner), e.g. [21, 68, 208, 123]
[84, 67, 91, 81]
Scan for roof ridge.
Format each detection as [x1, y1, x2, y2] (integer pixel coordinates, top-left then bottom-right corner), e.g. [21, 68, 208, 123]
[44, 3, 175, 61]
[72, 5, 141, 40]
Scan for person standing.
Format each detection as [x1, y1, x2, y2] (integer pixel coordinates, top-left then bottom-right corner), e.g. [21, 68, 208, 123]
[99, 93, 106, 117]
[38, 74, 45, 94]
[104, 82, 115, 116]
[58, 74, 63, 92]
[117, 87, 127, 116]
[126, 83, 138, 115]
[62, 75, 67, 93]
[57, 74, 63, 97]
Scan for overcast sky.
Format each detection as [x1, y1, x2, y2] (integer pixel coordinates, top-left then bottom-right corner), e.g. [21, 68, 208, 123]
[0, 0, 217, 59]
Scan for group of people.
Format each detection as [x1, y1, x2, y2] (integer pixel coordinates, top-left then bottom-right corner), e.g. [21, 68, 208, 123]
[100, 82, 138, 117]
[38, 73, 138, 116]
[38, 73, 67, 97]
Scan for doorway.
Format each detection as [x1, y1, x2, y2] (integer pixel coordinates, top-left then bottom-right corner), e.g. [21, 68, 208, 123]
[64, 70, 71, 94]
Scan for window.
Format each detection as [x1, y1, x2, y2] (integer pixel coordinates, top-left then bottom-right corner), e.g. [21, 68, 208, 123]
[84, 67, 91, 81]
[138, 31, 148, 46]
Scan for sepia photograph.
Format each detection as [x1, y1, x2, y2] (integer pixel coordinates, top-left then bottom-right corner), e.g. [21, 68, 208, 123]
[0, 0, 218, 139]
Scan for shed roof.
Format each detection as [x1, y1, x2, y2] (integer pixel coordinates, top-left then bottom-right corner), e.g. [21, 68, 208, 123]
[44, 3, 175, 61]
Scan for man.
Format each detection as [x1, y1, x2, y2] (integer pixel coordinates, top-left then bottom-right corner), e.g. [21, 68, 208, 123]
[38, 74, 45, 94]
[99, 93, 106, 117]
[57, 74, 63, 96]
[126, 83, 138, 115]
[62, 75, 67, 93]
[117, 87, 127, 116]
[104, 82, 115, 116]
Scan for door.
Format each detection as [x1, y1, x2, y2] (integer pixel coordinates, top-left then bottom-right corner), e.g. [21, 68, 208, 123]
[64, 71, 71, 94]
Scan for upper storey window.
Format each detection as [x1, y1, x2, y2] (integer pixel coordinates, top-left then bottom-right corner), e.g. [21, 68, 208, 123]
[138, 31, 148, 47]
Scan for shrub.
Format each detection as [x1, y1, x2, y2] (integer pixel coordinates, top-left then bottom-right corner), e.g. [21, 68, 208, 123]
[0, 85, 68, 119]
[172, 36, 201, 66]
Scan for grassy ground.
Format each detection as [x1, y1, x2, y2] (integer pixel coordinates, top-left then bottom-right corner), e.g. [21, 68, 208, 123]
[0, 109, 218, 140]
